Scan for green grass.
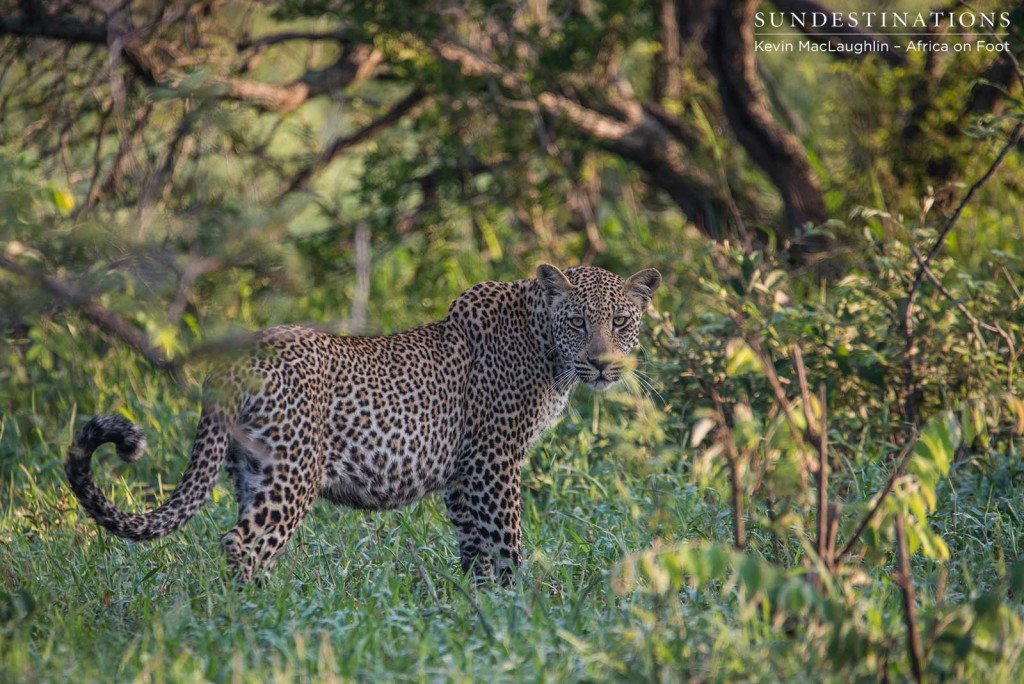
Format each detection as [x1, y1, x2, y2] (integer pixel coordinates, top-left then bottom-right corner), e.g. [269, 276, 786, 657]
[2, 365, 1024, 682]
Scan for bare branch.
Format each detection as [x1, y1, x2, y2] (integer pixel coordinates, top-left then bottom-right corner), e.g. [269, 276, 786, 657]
[792, 346, 830, 567]
[277, 88, 428, 199]
[910, 245, 1016, 389]
[834, 442, 916, 566]
[711, 388, 746, 551]
[902, 123, 1023, 430]
[223, 46, 385, 111]
[0, 14, 107, 44]
[0, 253, 174, 373]
[237, 29, 351, 51]
[0, 12, 382, 112]
[653, 0, 683, 102]
[894, 514, 926, 683]
[166, 256, 228, 324]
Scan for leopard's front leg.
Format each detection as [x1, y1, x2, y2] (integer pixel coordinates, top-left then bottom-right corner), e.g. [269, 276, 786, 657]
[444, 459, 523, 585]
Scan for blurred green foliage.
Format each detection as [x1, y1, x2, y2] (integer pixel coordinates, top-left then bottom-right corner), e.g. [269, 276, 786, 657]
[1, 0, 1024, 680]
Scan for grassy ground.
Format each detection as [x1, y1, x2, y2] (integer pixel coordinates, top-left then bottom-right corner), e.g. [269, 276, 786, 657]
[2, 365, 1024, 682]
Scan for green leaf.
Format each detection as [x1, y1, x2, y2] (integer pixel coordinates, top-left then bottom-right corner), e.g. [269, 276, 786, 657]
[777, 578, 814, 613]
[725, 338, 763, 377]
[913, 411, 959, 477]
[45, 184, 75, 215]
[739, 554, 765, 598]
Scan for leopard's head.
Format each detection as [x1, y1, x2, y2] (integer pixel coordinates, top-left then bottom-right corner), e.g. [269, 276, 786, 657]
[536, 264, 661, 390]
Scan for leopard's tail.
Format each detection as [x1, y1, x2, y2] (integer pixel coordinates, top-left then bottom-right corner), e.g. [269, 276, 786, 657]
[65, 411, 229, 542]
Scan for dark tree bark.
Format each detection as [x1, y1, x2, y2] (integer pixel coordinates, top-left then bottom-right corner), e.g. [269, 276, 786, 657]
[5, 0, 1012, 268]
[677, 0, 717, 45]
[653, 0, 683, 103]
[705, 0, 828, 241]
[771, 0, 908, 67]
[967, 51, 1023, 117]
[0, 9, 382, 111]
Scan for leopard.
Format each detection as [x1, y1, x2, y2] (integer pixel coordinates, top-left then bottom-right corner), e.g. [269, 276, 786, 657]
[65, 263, 662, 584]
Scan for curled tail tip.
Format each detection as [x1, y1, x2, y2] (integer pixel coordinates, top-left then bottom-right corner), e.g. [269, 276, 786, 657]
[71, 415, 147, 464]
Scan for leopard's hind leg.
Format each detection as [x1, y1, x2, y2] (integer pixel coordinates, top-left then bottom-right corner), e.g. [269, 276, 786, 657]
[221, 437, 323, 583]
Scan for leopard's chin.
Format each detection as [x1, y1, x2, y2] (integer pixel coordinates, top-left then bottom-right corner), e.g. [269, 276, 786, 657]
[585, 376, 619, 391]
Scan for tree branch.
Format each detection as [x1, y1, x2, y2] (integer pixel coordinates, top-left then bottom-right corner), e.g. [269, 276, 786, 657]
[237, 29, 352, 51]
[653, 0, 684, 102]
[705, 0, 827, 245]
[0, 254, 174, 373]
[895, 514, 926, 683]
[0, 12, 382, 112]
[833, 442, 915, 566]
[0, 14, 106, 44]
[165, 255, 228, 324]
[902, 122, 1023, 430]
[224, 46, 385, 112]
[711, 388, 746, 551]
[277, 87, 428, 199]
[910, 245, 1016, 389]
[770, 0, 908, 67]
[434, 38, 739, 238]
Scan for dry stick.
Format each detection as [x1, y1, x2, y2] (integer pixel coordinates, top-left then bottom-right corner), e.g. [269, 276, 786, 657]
[826, 501, 840, 563]
[791, 346, 829, 565]
[755, 338, 909, 569]
[894, 513, 926, 683]
[746, 338, 805, 447]
[902, 122, 1024, 432]
[749, 340, 828, 500]
[711, 389, 746, 551]
[165, 256, 228, 323]
[749, 340, 838, 572]
[834, 441, 916, 566]
[817, 382, 829, 566]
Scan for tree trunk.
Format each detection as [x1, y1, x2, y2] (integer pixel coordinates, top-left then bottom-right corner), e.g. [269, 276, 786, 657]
[705, 0, 827, 242]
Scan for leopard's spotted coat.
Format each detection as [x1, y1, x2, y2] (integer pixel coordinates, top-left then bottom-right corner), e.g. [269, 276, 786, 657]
[66, 264, 661, 583]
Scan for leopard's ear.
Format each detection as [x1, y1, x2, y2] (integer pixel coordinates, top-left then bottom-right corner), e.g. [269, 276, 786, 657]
[536, 264, 572, 304]
[624, 268, 661, 310]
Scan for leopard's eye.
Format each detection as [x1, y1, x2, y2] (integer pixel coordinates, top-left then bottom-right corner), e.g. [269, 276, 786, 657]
[612, 315, 630, 328]
[568, 316, 587, 330]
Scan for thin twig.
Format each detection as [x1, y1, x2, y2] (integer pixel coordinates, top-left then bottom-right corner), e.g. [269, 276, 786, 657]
[902, 122, 1024, 432]
[834, 442, 916, 566]
[711, 389, 745, 551]
[745, 338, 805, 447]
[816, 382, 829, 566]
[909, 245, 1016, 389]
[236, 29, 351, 51]
[276, 88, 427, 200]
[165, 255, 228, 323]
[792, 346, 830, 566]
[894, 514, 925, 683]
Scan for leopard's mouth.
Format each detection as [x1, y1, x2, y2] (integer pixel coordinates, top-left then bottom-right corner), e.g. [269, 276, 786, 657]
[576, 362, 622, 390]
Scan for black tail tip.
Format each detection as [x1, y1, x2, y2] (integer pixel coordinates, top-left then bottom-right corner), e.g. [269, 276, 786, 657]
[73, 415, 147, 463]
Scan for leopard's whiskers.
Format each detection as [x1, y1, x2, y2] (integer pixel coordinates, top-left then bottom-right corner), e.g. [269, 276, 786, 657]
[628, 368, 666, 406]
